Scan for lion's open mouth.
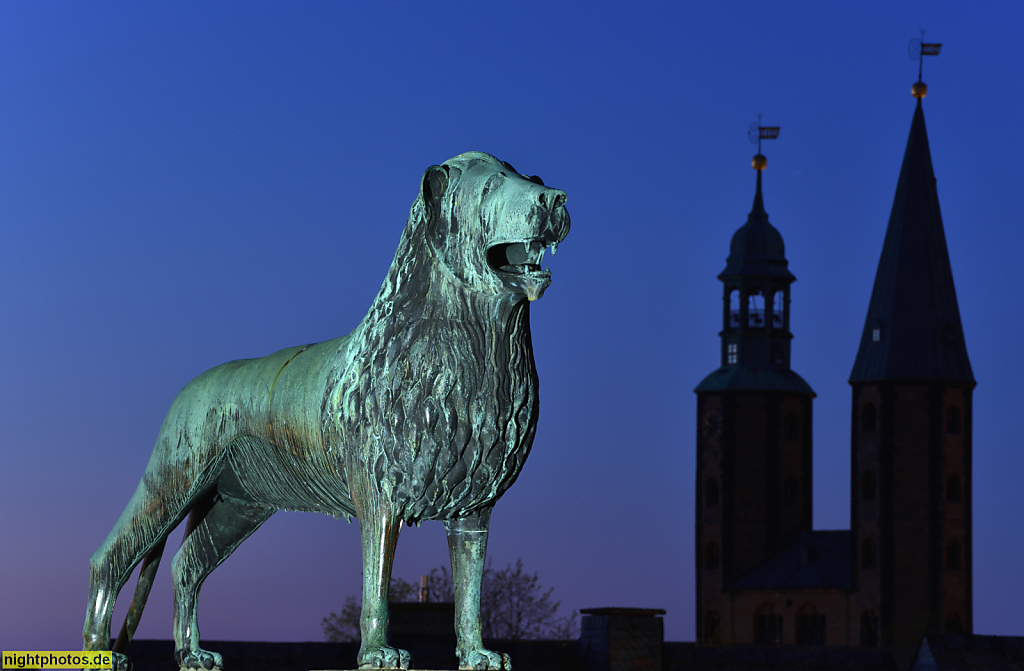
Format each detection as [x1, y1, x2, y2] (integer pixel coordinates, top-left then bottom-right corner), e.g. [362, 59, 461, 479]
[486, 240, 557, 276]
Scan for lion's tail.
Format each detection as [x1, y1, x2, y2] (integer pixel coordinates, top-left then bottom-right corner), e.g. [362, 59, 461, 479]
[111, 536, 167, 654]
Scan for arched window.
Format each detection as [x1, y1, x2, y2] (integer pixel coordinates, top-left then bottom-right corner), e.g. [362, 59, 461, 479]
[754, 605, 783, 645]
[860, 611, 879, 647]
[861, 470, 876, 501]
[946, 406, 962, 435]
[783, 477, 799, 506]
[796, 604, 826, 645]
[705, 477, 719, 506]
[861, 538, 876, 569]
[946, 474, 962, 503]
[704, 611, 721, 644]
[728, 289, 740, 328]
[946, 541, 962, 570]
[748, 290, 765, 328]
[783, 413, 799, 441]
[704, 542, 719, 571]
[944, 613, 964, 634]
[861, 403, 877, 432]
[772, 290, 785, 328]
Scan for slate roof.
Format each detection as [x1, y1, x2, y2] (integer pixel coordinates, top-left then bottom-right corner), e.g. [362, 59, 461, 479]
[850, 98, 974, 385]
[719, 170, 795, 282]
[727, 530, 852, 591]
[911, 634, 1024, 671]
[695, 365, 815, 394]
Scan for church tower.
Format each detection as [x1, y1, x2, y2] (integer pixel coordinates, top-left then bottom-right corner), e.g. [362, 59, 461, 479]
[849, 79, 974, 648]
[695, 149, 815, 644]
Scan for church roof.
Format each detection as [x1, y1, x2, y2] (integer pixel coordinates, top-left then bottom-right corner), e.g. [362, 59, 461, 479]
[727, 530, 852, 591]
[850, 98, 974, 385]
[719, 170, 795, 282]
[695, 366, 814, 394]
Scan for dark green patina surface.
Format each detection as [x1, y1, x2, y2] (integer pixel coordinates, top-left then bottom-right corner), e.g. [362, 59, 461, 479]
[82, 152, 569, 671]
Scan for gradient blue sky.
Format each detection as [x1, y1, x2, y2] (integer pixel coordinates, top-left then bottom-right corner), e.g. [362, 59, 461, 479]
[2, 1, 1022, 650]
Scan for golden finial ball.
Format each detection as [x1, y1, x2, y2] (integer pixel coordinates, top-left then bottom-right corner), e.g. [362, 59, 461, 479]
[752, 154, 767, 171]
[912, 81, 928, 99]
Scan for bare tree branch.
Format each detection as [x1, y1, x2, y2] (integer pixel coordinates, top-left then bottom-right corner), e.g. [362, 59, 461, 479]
[322, 559, 578, 642]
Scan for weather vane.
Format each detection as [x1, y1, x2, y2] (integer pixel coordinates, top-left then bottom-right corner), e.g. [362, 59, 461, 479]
[748, 114, 780, 170]
[908, 30, 941, 98]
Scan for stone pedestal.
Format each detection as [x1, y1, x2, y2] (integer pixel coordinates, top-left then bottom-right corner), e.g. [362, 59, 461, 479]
[388, 601, 457, 669]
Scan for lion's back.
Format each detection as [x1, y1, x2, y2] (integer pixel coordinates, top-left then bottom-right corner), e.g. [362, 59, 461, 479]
[150, 339, 344, 473]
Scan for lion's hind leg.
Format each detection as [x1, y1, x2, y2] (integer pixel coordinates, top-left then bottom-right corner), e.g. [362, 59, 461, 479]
[84, 478, 192, 670]
[112, 535, 167, 654]
[171, 489, 274, 671]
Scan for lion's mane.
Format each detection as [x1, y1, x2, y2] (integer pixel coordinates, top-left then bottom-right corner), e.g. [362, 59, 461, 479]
[322, 160, 539, 523]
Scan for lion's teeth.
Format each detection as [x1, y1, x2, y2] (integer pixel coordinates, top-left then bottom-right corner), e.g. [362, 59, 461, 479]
[551, 242, 558, 256]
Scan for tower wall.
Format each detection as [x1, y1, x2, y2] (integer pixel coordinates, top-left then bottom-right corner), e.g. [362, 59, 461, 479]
[851, 382, 973, 648]
[695, 394, 726, 643]
[696, 389, 813, 644]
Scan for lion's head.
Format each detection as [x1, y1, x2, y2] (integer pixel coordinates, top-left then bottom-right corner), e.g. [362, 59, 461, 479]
[416, 152, 570, 303]
[334, 152, 570, 519]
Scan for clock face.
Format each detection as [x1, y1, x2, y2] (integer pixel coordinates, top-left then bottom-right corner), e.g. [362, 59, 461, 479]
[701, 408, 723, 443]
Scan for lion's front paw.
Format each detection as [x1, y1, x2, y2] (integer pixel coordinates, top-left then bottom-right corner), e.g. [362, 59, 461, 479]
[175, 647, 223, 671]
[111, 652, 132, 671]
[357, 644, 411, 669]
[458, 648, 511, 671]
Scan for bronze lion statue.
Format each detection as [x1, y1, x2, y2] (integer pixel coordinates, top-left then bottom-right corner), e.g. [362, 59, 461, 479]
[83, 152, 570, 671]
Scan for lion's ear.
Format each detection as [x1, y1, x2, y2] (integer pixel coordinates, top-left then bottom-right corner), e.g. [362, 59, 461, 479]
[421, 165, 449, 223]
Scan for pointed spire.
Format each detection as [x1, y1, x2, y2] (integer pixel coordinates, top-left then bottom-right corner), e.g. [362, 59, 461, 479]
[850, 94, 974, 384]
[752, 168, 766, 218]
